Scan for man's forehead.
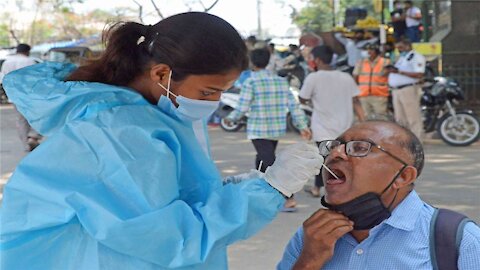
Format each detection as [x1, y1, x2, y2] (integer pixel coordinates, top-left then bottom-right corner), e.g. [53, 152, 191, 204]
[338, 123, 402, 143]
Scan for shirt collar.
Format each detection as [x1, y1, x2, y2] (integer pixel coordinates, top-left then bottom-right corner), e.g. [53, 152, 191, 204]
[254, 69, 272, 75]
[384, 190, 423, 231]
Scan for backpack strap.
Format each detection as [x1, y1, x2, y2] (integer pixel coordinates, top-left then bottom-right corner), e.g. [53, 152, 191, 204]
[429, 208, 473, 270]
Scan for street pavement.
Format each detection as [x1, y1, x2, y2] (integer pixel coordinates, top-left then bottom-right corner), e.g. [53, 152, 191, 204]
[1, 104, 479, 269]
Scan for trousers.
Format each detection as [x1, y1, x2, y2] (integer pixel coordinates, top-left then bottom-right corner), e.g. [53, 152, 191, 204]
[359, 96, 389, 120]
[392, 85, 423, 140]
[251, 139, 278, 173]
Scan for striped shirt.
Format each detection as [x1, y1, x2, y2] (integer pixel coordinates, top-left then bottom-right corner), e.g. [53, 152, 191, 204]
[227, 70, 307, 140]
[277, 191, 480, 269]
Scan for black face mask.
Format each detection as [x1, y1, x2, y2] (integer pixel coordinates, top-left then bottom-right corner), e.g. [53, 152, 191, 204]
[321, 167, 406, 230]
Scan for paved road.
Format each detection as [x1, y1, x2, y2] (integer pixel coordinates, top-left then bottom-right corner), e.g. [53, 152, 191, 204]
[1, 104, 479, 269]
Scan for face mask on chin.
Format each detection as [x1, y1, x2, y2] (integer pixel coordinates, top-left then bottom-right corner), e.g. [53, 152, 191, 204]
[321, 166, 407, 230]
[157, 70, 220, 122]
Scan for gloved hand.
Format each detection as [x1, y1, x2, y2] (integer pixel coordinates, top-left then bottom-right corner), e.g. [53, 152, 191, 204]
[264, 143, 323, 197]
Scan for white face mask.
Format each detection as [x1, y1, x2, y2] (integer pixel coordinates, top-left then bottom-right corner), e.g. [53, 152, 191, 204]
[157, 70, 220, 122]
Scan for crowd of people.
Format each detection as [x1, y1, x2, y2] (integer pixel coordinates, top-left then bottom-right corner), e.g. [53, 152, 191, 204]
[0, 8, 479, 270]
[227, 15, 427, 198]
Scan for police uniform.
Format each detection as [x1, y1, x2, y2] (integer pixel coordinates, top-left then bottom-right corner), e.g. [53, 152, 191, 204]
[388, 50, 425, 139]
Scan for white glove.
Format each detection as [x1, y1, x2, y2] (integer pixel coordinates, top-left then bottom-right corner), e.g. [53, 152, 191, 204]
[264, 143, 323, 197]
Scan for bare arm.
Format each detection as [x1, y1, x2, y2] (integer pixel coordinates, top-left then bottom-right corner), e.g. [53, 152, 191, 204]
[353, 96, 366, 122]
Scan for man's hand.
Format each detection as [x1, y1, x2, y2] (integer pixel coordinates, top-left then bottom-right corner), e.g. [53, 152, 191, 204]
[385, 65, 398, 73]
[300, 128, 312, 141]
[293, 209, 354, 270]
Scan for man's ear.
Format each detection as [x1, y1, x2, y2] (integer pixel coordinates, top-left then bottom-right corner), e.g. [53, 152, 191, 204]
[393, 166, 417, 189]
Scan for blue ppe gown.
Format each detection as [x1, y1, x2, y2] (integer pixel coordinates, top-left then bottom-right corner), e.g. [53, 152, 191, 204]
[0, 62, 285, 269]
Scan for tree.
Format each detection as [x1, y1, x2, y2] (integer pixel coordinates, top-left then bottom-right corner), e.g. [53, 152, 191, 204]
[0, 24, 12, 47]
[292, 0, 376, 34]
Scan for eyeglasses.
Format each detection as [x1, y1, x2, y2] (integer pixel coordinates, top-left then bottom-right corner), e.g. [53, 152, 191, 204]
[318, 140, 408, 166]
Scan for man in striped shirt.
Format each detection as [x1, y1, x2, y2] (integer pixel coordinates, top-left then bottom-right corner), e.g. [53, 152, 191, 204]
[226, 48, 311, 211]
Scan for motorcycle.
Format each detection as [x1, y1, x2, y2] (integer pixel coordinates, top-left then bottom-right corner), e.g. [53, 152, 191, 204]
[333, 54, 351, 73]
[421, 76, 480, 146]
[215, 86, 247, 132]
[215, 84, 312, 133]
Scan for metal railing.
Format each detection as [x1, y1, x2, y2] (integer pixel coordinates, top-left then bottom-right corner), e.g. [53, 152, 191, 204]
[443, 63, 480, 109]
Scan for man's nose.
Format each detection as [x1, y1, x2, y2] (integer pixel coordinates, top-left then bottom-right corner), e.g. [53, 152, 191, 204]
[328, 144, 348, 161]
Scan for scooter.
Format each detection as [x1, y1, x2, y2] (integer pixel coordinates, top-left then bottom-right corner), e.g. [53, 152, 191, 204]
[215, 86, 247, 132]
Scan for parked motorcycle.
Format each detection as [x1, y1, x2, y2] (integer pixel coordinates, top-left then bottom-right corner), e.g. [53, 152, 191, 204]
[215, 86, 246, 132]
[333, 54, 351, 73]
[421, 76, 480, 146]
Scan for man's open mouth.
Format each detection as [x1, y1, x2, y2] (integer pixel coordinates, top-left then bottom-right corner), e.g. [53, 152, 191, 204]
[325, 168, 347, 185]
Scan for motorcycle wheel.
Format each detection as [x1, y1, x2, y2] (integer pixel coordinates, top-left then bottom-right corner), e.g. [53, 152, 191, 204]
[220, 118, 244, 132]
[437, 112, 480, 146]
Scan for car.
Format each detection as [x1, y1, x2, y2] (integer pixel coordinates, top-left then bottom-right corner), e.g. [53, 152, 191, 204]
[45, 46, 93, 65]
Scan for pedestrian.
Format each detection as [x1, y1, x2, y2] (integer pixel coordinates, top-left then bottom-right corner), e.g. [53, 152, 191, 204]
[0, 12, 323, 269]
[277, 121, 480, 270]
[0, 43, 41, 152]
[334, 29, 378, 74]
[353, 43, 392, 120]
[390, 0, 407, 41]
[299, 45, 365, 197]
[266, 43, 284, 73]
[226, 48, 312, 212]
[404, 0, 422, 42]
[387, 39, 425, 140]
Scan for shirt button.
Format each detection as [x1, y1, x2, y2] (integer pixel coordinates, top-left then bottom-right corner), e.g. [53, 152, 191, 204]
[356, 249, 364, 255]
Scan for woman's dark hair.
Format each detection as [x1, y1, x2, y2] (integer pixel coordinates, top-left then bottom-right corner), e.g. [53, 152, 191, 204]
[66, 12, 249, 85]
[250, 48, 270, 68]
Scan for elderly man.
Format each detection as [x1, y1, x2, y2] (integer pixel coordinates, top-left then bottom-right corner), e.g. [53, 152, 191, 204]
[277, 121, 480, 269]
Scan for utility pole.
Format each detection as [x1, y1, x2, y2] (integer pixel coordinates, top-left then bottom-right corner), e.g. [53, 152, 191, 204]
[257, 0, 262, 39]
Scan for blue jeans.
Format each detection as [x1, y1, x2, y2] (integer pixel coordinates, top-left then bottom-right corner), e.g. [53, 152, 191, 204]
[406, 26, 420, 42]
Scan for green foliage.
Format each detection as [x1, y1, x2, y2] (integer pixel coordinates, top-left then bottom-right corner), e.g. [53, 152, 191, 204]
[0, 24, 11, 47]
[293, 0, 378, 34]
[0, 1, 136, 46]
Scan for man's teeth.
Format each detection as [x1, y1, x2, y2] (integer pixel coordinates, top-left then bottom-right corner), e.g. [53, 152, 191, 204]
[322, 164, 340, 179]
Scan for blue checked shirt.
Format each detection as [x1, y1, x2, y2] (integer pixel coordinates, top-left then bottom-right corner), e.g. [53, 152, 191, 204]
[277, 191, 480, 269]
[227, 70, 307, 140]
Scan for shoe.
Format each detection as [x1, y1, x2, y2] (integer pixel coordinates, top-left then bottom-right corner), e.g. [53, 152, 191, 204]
[281, 198, 298, 212]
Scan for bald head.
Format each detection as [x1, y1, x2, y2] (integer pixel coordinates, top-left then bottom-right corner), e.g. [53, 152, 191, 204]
[354, 120, 425, 176]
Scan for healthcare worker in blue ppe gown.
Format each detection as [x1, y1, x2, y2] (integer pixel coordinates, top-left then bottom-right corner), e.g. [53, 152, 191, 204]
[0, 12, 323, 270]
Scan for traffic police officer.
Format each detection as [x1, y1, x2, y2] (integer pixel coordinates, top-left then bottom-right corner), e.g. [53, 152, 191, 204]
[387, 39, 425, 140]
